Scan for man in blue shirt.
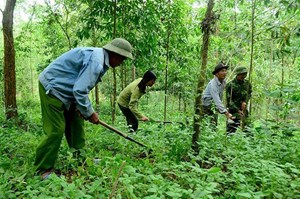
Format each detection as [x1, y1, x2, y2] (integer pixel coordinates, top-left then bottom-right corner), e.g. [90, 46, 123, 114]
[202, 63, 234, 127]
[34, 38, 133, 179]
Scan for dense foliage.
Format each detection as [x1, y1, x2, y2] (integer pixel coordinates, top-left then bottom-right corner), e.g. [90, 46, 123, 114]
[1, 0, 300, 198]
[1, 95, 300, 198]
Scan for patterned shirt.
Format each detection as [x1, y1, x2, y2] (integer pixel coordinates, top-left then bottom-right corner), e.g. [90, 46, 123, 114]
[202, 76, 227, 113]
[226, 78, 252, 113]
[39, 47, 110, 118]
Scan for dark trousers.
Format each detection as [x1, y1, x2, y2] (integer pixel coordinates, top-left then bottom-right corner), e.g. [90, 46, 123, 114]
[226, 110, 249, 133]
[226, 118, 240, 133]
[118, 103, 138, 132]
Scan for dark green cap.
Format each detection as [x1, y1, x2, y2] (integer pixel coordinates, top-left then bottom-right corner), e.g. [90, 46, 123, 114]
[235, 66, 248, 75]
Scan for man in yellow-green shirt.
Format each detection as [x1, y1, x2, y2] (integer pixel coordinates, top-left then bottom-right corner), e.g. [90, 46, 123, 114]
[117, 70, 156, 132]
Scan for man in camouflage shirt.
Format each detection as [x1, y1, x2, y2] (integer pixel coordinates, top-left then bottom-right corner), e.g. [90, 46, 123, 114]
[226, 66, 252, 133]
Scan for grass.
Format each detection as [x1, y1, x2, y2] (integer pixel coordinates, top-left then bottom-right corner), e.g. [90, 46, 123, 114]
[1, 93, 300, 198]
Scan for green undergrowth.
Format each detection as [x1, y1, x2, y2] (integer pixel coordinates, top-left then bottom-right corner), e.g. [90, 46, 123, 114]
[1, 99, 300, 198]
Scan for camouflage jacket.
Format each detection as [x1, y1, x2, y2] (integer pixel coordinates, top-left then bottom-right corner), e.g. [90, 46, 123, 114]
[226, 78, 252, 114]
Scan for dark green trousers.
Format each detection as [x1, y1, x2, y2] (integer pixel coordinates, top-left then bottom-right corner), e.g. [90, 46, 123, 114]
[34, 82, 85, 171]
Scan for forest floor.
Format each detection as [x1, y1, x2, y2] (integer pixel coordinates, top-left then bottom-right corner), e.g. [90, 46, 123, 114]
[1, 96, 300, 198]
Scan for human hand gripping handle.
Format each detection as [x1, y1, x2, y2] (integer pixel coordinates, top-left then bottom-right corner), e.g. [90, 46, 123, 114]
[76, 110, 100, 124]
[239, 102, 247, 117]
[88, 112, 100, 124]
[140, 116, 149, 122]
[225, 111, 235, 120]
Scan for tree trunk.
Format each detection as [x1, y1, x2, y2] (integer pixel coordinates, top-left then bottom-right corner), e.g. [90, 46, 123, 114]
[192, 0, 215, 154]
[280, 51, 284, 105]
[164, 0, 171, 122]
[248, 0, 256, 117]
[92, 28, 100, 112]
[111, 0, 117, 124]
[131, 65, 135, 81]
[164, 31, 170, 122]
[178, 93, 181, 111]
[265, 32, 273, 122]
[121, 66, 124, 90]
[2, 0, 18, 121]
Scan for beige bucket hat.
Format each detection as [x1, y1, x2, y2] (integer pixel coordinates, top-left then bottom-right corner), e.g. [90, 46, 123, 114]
[103, 38, 133, 59]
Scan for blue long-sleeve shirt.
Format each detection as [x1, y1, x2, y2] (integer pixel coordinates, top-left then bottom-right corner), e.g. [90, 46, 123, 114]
[39, 47, 110, 118]
[201, 76, 227, 113]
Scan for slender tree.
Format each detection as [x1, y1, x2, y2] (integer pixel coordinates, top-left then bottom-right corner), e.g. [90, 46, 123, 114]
[164, 18, 170, 122]
[92, 28, 100, 112]
[248, 0, 256, 118]
[111, 0, 117, 124]
[192, 0, 215, 154]
[1, 0, 18, 121]
[44, 0, 72, 50]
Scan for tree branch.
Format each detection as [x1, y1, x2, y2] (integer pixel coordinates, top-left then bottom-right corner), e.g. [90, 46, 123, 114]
[44, 0, 71, 49]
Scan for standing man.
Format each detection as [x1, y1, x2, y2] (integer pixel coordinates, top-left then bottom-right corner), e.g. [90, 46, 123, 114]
[202, 63, 234, 127]
[226, 66, 252, 133]
[34, 38, 133, 179]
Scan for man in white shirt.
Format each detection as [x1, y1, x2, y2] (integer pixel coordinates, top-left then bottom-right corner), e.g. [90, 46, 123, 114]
[202, 63, 234, 126]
